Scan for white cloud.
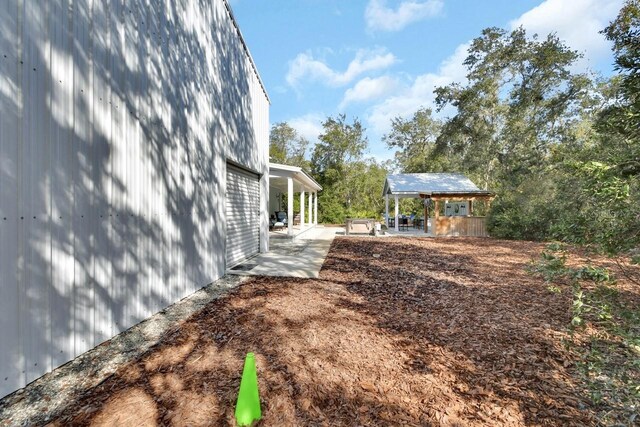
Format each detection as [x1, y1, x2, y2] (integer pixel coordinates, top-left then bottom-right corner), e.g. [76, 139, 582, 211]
[362, 0, 621, 147]
[509, 0, 622, 67]
[288, 113, 325, 144]
[339, 76, 399, 109]
[367, 43, 469, 135]
[365, 0, 443, 32]
[286, 48, 397, 88]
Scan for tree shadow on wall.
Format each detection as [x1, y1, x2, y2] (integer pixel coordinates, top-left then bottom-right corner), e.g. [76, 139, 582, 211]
[0, 0, 261, 399]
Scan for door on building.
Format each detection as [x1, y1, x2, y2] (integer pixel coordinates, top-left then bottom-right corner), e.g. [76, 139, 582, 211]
[226, 163, 260, 267]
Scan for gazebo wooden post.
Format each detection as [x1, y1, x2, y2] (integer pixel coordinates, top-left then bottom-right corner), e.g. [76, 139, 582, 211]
[423, 196, 429, 233]
[433, 199, 439, 237]
[385, 194, 389, 227]
[394, 195, 399, 232]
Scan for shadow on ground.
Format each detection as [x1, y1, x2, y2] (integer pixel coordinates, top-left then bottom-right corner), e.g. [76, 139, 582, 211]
[43, 237, 610, 426]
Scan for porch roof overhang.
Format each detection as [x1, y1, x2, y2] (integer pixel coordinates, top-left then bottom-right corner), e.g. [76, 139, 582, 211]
[269, 162, 322, 193]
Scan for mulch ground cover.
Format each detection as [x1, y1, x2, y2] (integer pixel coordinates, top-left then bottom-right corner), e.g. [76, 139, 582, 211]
[44, 237, 637, 426]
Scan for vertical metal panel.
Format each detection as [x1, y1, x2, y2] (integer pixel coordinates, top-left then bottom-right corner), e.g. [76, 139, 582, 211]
[0, 0, 23, 393]
[21, 0, 52, 384]
[50, 0, 77, 367]
[122, 0, 136, 326]
[138, 0, 150, 315]
[109, 0, 125, 335]
[69, 0, 95, 357]
[92, 0, 113, 345]
[147, 2, 165, 310]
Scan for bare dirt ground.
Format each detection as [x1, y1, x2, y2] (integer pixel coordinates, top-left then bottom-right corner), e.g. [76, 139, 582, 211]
[33, 237, 637, 425]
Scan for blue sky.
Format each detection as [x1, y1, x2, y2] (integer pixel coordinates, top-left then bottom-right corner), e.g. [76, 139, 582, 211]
[231, 0, 624, 161]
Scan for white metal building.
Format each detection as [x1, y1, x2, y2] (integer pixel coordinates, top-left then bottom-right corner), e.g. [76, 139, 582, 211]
[0, 0, 269, 398]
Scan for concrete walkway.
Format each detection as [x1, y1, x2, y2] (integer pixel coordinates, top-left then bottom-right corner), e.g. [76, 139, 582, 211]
[228, 226, 340, 278]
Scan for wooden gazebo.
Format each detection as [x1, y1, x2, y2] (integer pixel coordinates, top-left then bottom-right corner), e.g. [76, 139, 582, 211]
[382, 173, 495, 237]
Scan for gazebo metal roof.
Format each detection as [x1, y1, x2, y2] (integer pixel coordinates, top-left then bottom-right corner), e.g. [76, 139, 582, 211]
[383, 173, 493, 198]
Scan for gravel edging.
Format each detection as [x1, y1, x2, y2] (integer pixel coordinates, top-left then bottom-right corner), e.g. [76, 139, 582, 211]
[0, 275, 248, 427]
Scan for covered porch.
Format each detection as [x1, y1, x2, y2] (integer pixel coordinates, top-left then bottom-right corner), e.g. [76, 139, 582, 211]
[269, 163, 322, 238]
[383, 173, 495, 237]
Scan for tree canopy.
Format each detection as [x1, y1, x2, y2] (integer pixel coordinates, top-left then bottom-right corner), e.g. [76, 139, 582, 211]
[269, 122, 310, 169]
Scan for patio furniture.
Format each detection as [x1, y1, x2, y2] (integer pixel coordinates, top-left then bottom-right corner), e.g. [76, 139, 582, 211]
[274, 211, 288, 224]
[345, 218, 378, 236]
[269, 215, 285, 231]
[399, 217, 409, 231]
[270, 213, 286, 231]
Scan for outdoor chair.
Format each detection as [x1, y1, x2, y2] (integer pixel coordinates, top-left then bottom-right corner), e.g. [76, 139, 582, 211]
[274, 211, 288, 225]
[399, 217, 409, 231]
[270, 214, 285, 231]
[414, 217, 423, 229]
[270, 211, 287, 231]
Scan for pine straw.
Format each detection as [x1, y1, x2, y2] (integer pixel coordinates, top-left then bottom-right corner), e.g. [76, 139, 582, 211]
[46, 237, 629, 426]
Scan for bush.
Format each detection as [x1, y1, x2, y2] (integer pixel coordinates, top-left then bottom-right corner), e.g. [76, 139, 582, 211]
[487, 194, 555, 241]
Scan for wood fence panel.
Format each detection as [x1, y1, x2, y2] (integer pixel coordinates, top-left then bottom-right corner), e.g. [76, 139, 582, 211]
[435, 217, 488, 237]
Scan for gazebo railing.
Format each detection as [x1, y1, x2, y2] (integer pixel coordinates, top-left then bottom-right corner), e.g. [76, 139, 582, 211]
[435, 216, 488, 237]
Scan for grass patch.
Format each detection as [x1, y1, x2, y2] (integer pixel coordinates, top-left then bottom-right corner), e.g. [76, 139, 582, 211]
[530, 243, 640, 425]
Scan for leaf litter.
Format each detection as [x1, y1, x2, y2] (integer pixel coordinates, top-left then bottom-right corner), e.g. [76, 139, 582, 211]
[30, 237, 640, 425]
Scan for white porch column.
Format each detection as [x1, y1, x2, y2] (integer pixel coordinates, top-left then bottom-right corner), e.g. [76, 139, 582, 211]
[308, 190, 313, 225]
[300, 190, 306, 228]
[314, 191, 318, 224]
[287, 177, 294, 236]
[385, 194, 389, 227]
[394, 195, 399, 232]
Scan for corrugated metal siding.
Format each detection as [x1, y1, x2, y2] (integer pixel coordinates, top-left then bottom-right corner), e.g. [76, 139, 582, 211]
[226, 164, 260, 267]
[0, 0, 269, 398]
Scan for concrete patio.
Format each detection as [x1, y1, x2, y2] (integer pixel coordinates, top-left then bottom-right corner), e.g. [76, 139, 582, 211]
[227, 226, 340, 278]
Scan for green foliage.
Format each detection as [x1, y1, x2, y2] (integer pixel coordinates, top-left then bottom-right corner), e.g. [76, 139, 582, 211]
[573, 265, 614, 284]
[309, 115, 388, 223]
[528, 243, 617, 327]
[549, 157, 640, 254]
[487, 176, 557, 241]
[571, 161, 630, 203]
[529, 245, 639, 424]
[528, 243, 570, 282]
[434, 27, 589, 191]
[546, 284, 562, 294]
[311, 114, 367, 180]
[383, 108, 444, 173]
[599, 0, 640, 156]
[269, 122, 310, 169]
[316, 159, 388, 223]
